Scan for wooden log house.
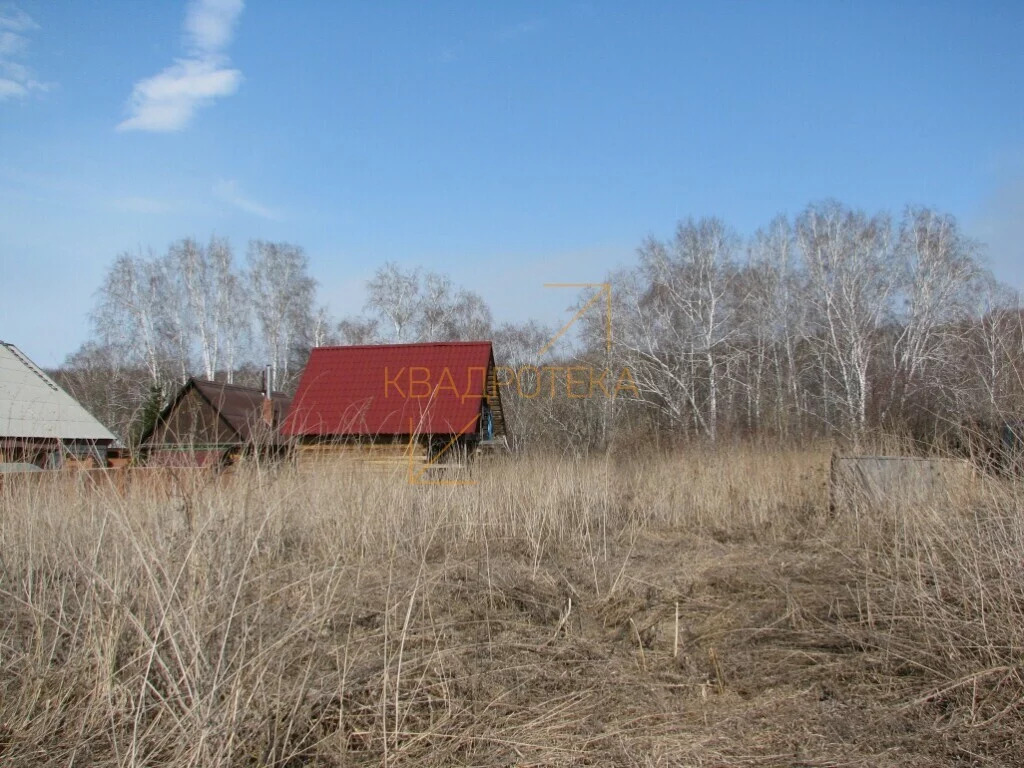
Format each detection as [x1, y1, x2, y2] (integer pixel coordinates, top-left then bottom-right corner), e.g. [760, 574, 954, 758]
[280, 341, 509, 470]
[139, 376, 291, 467]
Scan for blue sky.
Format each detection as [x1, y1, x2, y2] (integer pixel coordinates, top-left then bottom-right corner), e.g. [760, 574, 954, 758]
[2, 0, 1023, 367]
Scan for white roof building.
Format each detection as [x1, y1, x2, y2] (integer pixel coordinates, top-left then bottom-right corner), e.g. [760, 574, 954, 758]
[0, 341, 116, 444]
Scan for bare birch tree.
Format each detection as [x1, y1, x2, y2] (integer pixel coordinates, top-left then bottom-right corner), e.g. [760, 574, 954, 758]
[247, 240, 316, 390]
[57, 341, 152, 441]
[447, 288, 493, 340]
[612, 218, 737, 440]
[337, 316, 381, 345]
[171, 237, 249, 382]
[363, 262, 493, 342]
[885, 207, 982, 422]
[365, 262, 420, 342]
[746, 215, 805, 436]
[92, 251, 167, 386]
[796, 201, 895, 438]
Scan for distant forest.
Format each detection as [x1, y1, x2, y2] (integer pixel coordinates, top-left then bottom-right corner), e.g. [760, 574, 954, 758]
[53, 200, 1024, 454]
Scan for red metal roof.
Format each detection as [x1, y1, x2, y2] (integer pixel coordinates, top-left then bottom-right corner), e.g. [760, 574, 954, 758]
[281, 342, 494, 437]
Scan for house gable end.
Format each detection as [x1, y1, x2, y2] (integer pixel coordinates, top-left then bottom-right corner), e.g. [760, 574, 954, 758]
[145, 380, 244, 449]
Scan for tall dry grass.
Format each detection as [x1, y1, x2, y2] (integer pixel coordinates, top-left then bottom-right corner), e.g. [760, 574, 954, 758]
[1, 447, 1022, 765]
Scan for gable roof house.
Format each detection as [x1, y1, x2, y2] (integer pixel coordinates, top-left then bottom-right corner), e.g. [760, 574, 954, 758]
[0, 341, 117, 469]
[139, 376, 292, 467]
[281, 341, 508, 468]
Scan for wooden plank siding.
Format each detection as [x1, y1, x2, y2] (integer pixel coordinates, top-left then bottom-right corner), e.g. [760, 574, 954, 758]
[293, 439, 430, 474]
[485, 364, 507, 438]
[141, 378, 291, 468]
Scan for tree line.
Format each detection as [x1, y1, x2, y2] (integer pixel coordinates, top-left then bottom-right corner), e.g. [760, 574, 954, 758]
[587, 201, 1023, 452]
[56, 200, 1023, 452]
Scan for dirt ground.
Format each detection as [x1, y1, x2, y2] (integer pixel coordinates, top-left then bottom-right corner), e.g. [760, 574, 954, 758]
[224, 526, 1021, 767]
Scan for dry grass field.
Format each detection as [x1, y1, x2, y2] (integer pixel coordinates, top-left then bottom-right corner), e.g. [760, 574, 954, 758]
[2, 446, 1023, 766]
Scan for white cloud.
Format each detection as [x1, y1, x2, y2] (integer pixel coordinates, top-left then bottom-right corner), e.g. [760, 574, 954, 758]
[213, 179, 279, 220]
[0, 4, 36, 32]
[0, 78, 23, 97]
[117, 58, 240, 132]
[118, 0, 244, 132]
[0, 5, 48, 102]
[0, 30, 27, 56]
[185, 0, 243, 54]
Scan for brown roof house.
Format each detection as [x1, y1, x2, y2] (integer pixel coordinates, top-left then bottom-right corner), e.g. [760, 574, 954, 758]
[139, 373, 291, 467]
[0, 341, 117, 470]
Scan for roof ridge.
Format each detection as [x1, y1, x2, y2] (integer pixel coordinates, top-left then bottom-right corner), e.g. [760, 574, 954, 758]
[315, 340, 491, 351]
[192, 378, 289, 397]
[0, 342, 117, 442]
[2, 343, 59, 392]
